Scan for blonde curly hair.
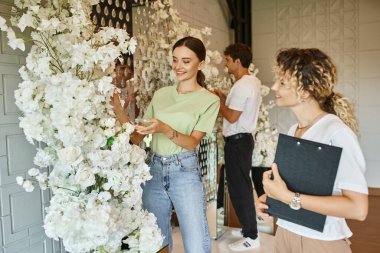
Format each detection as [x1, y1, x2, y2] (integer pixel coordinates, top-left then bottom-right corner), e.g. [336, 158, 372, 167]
[274, 48, 359, 135]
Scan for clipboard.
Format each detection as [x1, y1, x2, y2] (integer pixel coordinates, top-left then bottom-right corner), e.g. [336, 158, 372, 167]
[265, 134, 342, 232]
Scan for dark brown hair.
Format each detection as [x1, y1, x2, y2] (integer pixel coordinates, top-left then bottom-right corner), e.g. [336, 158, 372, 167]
[224, 43, 252, 68]
[172, 36, 206, 87]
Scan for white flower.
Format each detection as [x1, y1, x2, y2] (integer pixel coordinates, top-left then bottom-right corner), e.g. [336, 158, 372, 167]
[36, 172, 48, 183]
[57, 147, 83, 166]
[19, 113, 45, 143]
[30, 5, 40, 13]
[252, 82, 278, 167]
[129, 145, 146, 165]
[0, 16, 7, 31]
[100, 118, 116, 128]
[87, 150, 114, 168]
[28, 168, 40, 176]
[17, 11, 34, 32]
[6, 28, 25, 51]
[98, 191, 111, 202]
[2, 1, 164, 251]
[211, 67, 219, 76]
[201, 26, 212, 35]
[16, 176, 24, 185]
[128, 37, 137, 53]
[74, 167, 96, 189]
[23, 180, 34, 192]
[97, 76, 114, 95]
[34, 147, 56, 167]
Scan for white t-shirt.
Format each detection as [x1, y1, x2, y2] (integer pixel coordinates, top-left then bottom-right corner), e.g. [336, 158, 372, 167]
[277, 114, 368, 240]
[223, 75, 261, 137]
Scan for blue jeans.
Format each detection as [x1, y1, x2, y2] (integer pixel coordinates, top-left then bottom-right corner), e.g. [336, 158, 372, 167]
[142, 151, 211, 253]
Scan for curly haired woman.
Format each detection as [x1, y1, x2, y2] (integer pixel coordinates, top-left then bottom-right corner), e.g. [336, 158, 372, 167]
[256, 48, 368, 253]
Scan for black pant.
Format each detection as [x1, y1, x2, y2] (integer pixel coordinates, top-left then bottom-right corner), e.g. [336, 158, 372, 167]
[217, 166, 269, 208]
[217, 164, 225, 209]
[224, 134, 257, 239]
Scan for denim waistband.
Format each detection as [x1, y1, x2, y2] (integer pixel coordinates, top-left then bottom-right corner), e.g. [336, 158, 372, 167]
[148, 150, 197, 163]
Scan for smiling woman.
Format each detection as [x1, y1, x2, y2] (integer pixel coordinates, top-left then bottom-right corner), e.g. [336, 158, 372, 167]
[112, 36, 220, 253]
[257, 48, 368, 253]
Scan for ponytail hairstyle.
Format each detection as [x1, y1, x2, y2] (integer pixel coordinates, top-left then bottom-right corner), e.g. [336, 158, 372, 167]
[172, 36, 206, 87]
[274, 48, 359, 135]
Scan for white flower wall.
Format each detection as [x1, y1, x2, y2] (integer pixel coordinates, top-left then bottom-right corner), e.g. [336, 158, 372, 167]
[1, 0, 162, 252]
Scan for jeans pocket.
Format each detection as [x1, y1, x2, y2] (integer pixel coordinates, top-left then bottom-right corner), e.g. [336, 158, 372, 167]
[179, 154, 199, 172]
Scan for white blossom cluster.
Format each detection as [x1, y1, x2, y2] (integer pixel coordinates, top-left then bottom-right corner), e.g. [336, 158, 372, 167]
[1, 0, 162, 252]
[252, 83, 278, 167]
[132, 0, 226, 113]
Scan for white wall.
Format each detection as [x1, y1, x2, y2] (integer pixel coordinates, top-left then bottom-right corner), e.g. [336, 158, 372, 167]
[251, 0, 380, 188]
[174, 0, 233, 54]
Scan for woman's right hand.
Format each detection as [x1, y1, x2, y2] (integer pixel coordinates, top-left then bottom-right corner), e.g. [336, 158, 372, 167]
[110, 93, 129, 123]
[255, 194, 271, 219]
[110, 93, 124, 115]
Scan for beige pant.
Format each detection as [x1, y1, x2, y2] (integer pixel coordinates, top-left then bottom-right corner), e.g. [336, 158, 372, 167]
[274, 227, 352, 253]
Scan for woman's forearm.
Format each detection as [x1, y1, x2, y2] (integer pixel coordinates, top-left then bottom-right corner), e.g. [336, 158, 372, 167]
[129, 132, 145, 145]
[163, 128, 203, 151]
[279, 190, 368, 221]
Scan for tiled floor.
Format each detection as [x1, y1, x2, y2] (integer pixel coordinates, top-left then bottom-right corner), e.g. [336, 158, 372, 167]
[170, 199, 274, 252]
[172, 227, 274, 253]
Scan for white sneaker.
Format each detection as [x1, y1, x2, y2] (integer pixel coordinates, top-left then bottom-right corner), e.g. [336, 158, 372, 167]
[228, 237, 260, 251]
[230, 229, 243, 237]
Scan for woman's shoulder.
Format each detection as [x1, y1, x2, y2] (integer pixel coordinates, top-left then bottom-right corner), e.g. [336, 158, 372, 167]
[323, 114, 352, 132]
[321, 114, 358, 142]
[201, 89, 220, 105]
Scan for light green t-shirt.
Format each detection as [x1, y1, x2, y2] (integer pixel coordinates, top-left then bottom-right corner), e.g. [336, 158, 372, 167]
[144, 85, 220, 156]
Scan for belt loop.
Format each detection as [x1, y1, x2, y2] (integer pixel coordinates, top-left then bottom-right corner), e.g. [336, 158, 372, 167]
[175, 154, 180, 165]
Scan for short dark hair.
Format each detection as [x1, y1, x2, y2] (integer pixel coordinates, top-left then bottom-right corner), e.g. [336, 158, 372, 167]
[224, 43, 252, 68]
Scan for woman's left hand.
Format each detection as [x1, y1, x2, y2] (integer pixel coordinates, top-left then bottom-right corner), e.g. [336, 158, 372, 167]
[263, 163, 292, 203]
[134, 119, 170, 135]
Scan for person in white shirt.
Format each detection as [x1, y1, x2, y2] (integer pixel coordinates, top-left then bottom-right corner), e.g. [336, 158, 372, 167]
[213, 43, 261, 251]
[256, 48, 368, 253]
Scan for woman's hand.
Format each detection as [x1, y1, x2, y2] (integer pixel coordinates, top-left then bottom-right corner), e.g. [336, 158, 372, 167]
[263, 163, 293, 204]
[110, 93, 124, 115]
[255, 194, 271, 219]
[134, 119, 171, 135]
[110, 93, 130, 124]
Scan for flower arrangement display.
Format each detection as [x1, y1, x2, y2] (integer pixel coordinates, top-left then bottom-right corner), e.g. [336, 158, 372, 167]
[1, 0, 162, 252]
[132, 0, 226, 113]
[252, 83, 278, 167]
